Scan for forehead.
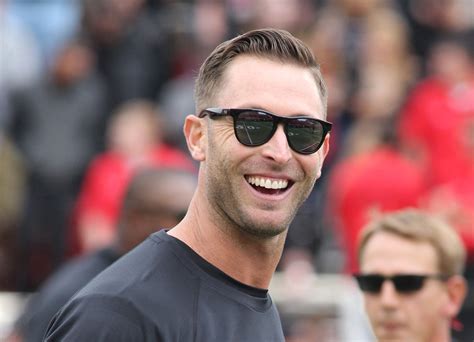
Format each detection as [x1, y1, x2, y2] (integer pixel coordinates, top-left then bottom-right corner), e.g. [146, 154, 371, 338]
[360, 232, 439, 275]
[216, 55, 324, 119]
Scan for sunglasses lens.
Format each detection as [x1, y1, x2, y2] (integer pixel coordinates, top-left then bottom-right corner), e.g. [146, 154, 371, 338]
[393, 275, 425, 293]
[356, 275, 384, 293]
[287, 119, 325, 154]
[355, 274, 428, 294]
[231, 109, 328, 154]
[234, 111, 275, 146]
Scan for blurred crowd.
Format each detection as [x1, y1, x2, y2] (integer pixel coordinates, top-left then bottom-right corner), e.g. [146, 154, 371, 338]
[0, 0, 473, 339]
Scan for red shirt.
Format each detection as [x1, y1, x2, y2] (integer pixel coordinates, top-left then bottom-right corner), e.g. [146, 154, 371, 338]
[328, 147, 427, 273]
[70, 144, 195, 253]
[422, 174, 474, 261]
[398, 77, 474, 186]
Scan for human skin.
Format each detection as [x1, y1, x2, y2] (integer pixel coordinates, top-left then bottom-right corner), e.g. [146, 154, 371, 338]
[170, 55, 329, 289]
[360, 231, 462, 342]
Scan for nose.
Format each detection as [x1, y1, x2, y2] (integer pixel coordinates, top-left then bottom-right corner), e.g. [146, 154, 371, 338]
[378, 280, 399, 308]
[260, 124, 292, 164]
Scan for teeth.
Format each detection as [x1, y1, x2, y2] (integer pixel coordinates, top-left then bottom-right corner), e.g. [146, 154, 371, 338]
[246, 176, 288, 190]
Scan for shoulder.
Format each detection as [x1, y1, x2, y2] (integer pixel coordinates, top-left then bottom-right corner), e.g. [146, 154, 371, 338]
[45, 235, 200, 340]
[44, 294, 156, 341]
[71, 234, 199, 311]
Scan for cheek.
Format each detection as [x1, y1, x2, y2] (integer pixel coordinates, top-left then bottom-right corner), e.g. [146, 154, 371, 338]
[363, 296, 381, 317]
[419, 286, 448, 317]
[403, 289, 446, 332]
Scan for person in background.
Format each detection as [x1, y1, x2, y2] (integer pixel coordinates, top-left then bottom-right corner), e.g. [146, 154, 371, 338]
[8, 38, 108, 291]
[398, 31, 474, 188]
[44, 28, 331, 340]
[397, 34, 474, 340]
[80, 0, 172, 106]
[326, 120, 426, 273]
[354, 208, 467, 341]
[71, 99, 195, 254]
[9, 168, 197, 342]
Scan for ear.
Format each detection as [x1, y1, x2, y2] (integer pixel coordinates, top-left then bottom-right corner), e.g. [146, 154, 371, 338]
[315, 134, 331, 178]
[321, 134, 330, 160]
[442, 275, 467, 318]
[183, 114, 206, 161]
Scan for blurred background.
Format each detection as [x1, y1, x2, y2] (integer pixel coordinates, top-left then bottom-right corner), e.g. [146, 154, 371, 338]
[0, 0, 473, 340]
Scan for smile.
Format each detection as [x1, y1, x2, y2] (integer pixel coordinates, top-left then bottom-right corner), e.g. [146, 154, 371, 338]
[246, 176, 289, 190]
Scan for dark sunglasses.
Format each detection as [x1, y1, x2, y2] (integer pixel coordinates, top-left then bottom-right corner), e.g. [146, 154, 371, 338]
[198, 108, 332, 155]
[354, 274, 449, 294]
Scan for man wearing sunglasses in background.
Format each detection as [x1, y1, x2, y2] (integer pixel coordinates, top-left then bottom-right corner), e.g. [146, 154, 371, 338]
[354, 209, 467, 342]
[45, 28, 331, 340]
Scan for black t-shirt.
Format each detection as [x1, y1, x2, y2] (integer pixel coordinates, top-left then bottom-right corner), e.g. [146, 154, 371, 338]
[17, 247, 120, 342]
[44, 230, 285, 341]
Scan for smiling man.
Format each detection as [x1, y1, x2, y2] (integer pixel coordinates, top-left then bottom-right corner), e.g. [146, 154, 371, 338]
[354, 209, 467, 342]
[44, 28, 331, 341]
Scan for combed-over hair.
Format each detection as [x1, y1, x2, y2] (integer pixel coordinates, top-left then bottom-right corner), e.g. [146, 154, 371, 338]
[357, 209, 466, 276]
[195, 28, 327, 115]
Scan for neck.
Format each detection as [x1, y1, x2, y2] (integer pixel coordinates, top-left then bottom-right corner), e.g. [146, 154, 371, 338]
[168, 197, 287, 289]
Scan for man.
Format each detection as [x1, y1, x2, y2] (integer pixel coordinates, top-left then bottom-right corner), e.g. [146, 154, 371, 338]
[12, 168, 196, 341]
[45, 28, 331, 340]
[354, 209, 467, 342]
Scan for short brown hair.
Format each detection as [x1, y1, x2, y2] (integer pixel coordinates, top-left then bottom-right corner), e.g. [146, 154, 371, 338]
[357, 209, 466, 276]
[195, 28, 327, 115]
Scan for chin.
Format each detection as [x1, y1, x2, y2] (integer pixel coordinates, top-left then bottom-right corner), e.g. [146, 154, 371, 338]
[239, 221, 288, 239]
[234, 205, 294, 239]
